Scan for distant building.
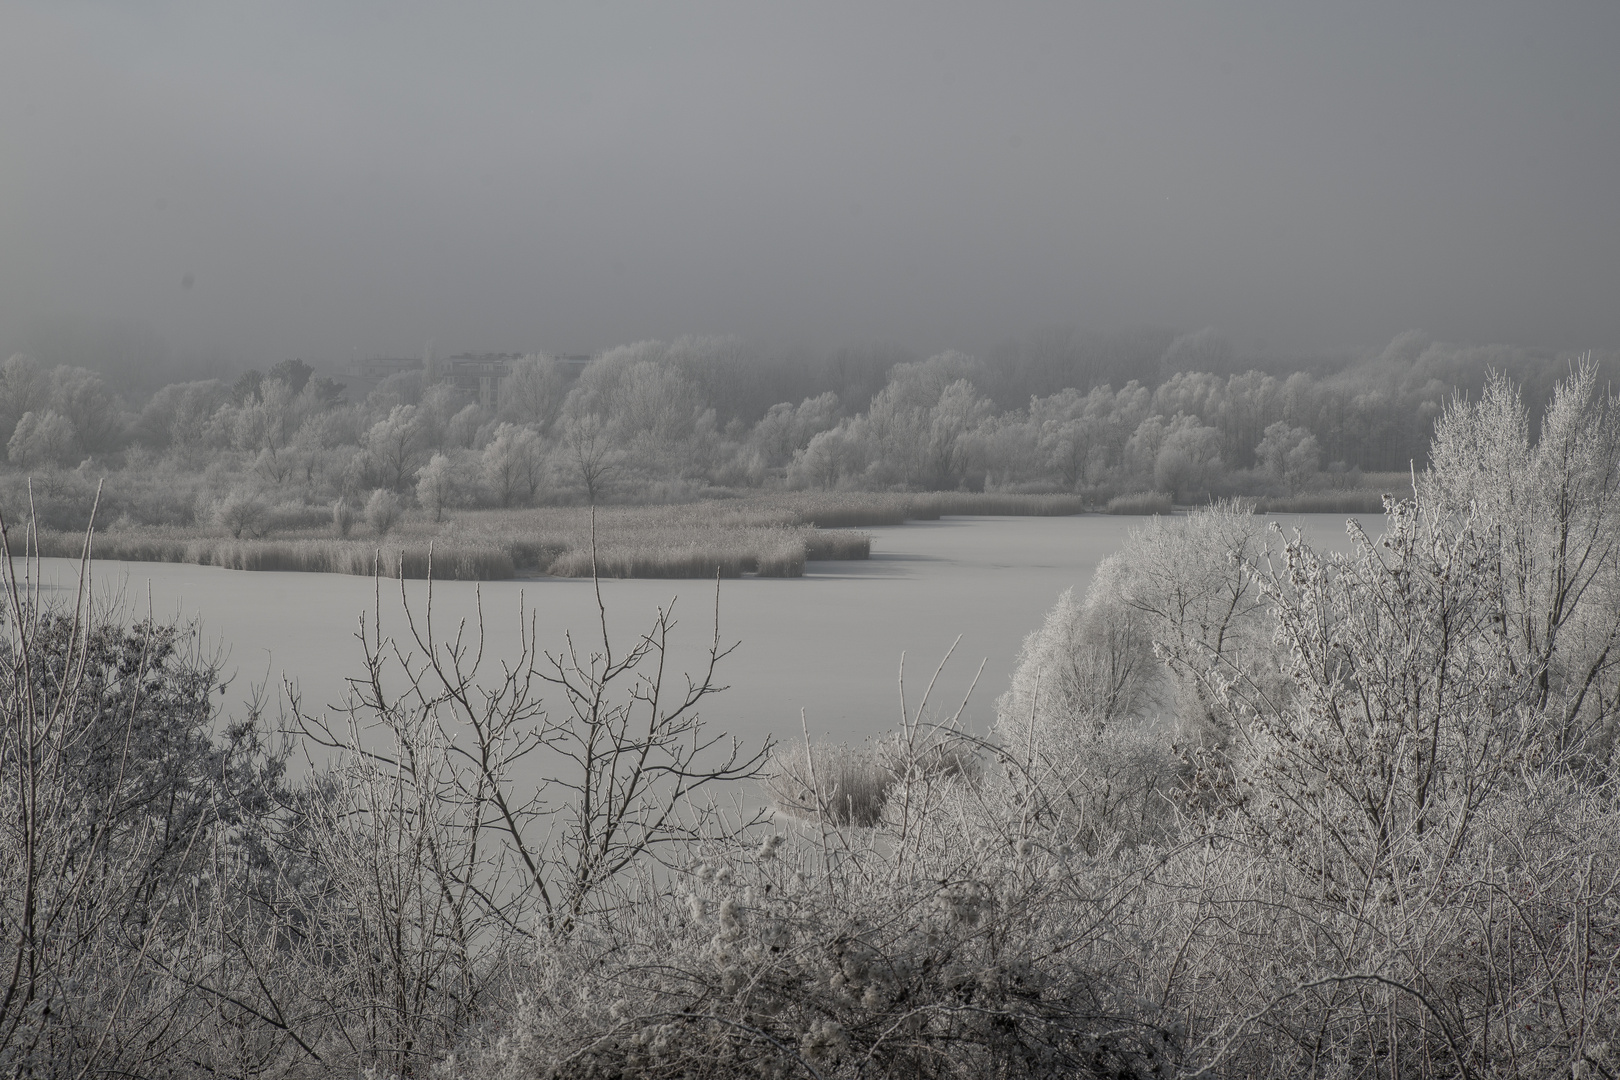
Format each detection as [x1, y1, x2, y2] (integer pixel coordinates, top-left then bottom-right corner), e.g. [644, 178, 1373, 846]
[445, 353, 519, 410]
[557, 354, 593, 377]
[351, 357, 424, 380]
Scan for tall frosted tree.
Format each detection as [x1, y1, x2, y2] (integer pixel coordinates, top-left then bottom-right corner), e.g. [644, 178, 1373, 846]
[6, 410, 77, 468]
[1421, 362, 1620, 759]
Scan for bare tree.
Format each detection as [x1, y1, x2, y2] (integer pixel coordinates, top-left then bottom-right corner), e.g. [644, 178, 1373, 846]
[264, 535, 770, 1070]
[555, 413, 624, 503]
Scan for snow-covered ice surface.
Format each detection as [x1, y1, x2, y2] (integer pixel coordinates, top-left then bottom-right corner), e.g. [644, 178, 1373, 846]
[35, 513, 1365, 749]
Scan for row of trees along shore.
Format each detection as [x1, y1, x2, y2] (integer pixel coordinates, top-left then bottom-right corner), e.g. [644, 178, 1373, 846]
[1, 331, 1616, 540]
[4, 363, 1620, 1076]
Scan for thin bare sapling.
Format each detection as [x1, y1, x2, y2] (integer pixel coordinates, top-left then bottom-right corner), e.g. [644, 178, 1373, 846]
[292, 540, 772, 947]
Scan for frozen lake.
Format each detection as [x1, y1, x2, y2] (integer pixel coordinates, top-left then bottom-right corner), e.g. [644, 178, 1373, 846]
[35, 512, 1369, 751]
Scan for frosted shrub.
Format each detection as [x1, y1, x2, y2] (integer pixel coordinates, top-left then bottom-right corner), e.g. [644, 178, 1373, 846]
[996, 576, 1158, 754]
[211, 486, 271, 538]
[331, 494, 355, 537]
[1215, 499, 1536, 877]
[1111, 502, 1274, 735]
[0, 525, 293, 1077]
[458, 820, 1179, 1079]
[415, 450, 462, 521]
[993, 505, 1272, 847]
[364, 486, 401, 535]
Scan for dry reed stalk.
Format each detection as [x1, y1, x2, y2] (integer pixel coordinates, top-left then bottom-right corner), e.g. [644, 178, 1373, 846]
[1104, 491, 1173, 515]
[764, 741, 895, 827]
[1250, 490, 1387, 514]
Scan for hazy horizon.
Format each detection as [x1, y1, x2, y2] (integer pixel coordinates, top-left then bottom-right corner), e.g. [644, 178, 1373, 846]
[4, 2, 1618, 379]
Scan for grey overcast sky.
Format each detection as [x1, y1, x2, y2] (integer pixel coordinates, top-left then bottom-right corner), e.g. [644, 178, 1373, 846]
[2, 1, 1618, 372]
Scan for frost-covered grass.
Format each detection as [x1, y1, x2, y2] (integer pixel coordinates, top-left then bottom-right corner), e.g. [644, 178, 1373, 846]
[1103, 491, 1173, 515]
[1249, 488, 1388, 514]
[27, 528, 518, 580]
[770, 490, 1088, 527]
[26, 504, 871, 580]
[16, 489, 1110, 580]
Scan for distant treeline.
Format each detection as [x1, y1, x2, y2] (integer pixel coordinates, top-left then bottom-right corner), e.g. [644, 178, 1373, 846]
[0, 330, 1613, 530]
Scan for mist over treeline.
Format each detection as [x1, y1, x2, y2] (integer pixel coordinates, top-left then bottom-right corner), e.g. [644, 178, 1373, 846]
[1, 324, 1615, 531]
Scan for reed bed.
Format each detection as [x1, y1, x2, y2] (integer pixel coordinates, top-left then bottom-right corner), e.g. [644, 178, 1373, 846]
[767, 490, 1088, 528]
[28, 506, 866, 581]
[803, 529, 871, 560]
[29, 528, 517, 580]
[1250, 489, 1389, 514]
[543, 526, 808, 579]
[1104, 491, 1174, 515]
[765, 741, 896, 827]
[21, 488, 1097, 581]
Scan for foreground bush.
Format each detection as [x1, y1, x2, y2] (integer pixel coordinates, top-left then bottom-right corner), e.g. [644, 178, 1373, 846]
[460, 772, 1183, 1080]
[25, 503, 876, 580]
[0, 534, 291, 1076]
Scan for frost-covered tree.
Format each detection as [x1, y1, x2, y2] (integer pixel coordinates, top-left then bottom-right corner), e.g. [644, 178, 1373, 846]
[362, 404, 432, 491]
[480, 423, 545, 507]
[229, 376, 300, 456]
[496, 354, 565, 429]
[0, 354, 51, 446]
[862, 353, 994, 488]
[416, 382, 463, 446]
[6, 409, 78, 468]
[0, 591, 288, 1077]
[365, 369, 424, 414]
[998, 572, 1159, 755]
[1092, 502, 1274, 735]
[332, 495, 356, 537]
[1151, 413, 1224, 500]
[134, 379, 229, 450]
[212, 487, 271, 538]
[1206, 499, 1541, 889]
[1254, 420, 1320, 492]
[46, 366, 122, 454]
[1421, 361, 1620, 759]
[444, 402, 483, 449]
[788, 419, 869, 489]
[995, 506, 1266, 845]
[415, 452, 458, 521]
[266, 357, 314, 395]
[968, 411, 1041, 489]
[749, 391, 840, 468]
